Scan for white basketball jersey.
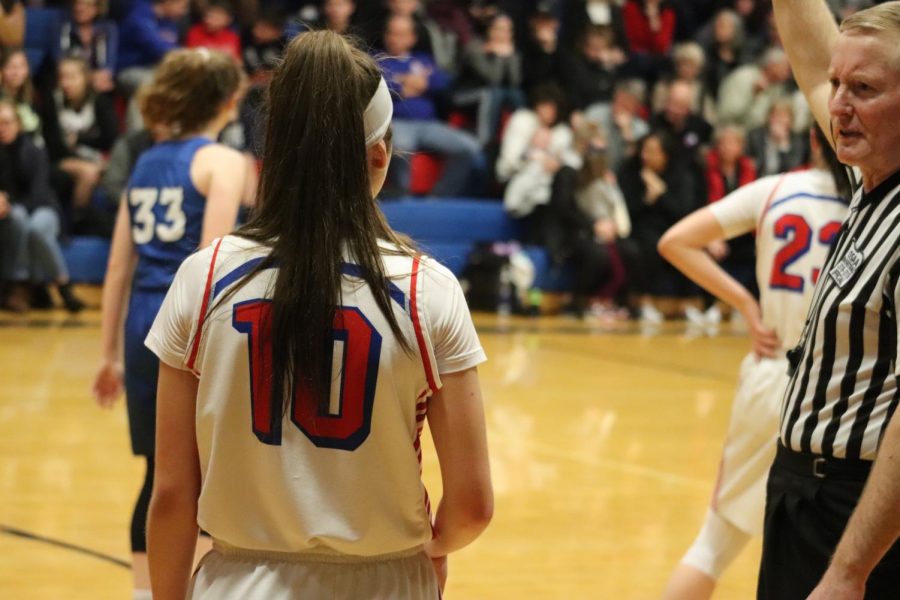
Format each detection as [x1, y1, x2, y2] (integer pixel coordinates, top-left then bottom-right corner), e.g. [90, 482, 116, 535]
[146, 235, 486, 556]
[710, 169, 850, 349]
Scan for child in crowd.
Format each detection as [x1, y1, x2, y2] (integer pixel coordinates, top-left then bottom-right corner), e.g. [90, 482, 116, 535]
[185, 0, 241, 62]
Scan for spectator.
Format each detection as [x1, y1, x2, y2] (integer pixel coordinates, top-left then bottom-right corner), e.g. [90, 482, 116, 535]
[621, 0, 677, 85]
[185, 0, 241, 62]
[380, 14, 482, 197]
[40, 56, 117, 216]
[521, 5, 562, 89]
[561, 25, 626, 111]
[319, 0, 357, 36]
[0, 100, 84, 313]
[619, 130, 699, 323]
[698, 9, 749, 102]
[50, 0, 118, 94]
[562, 0, 628, 51]
[717, 46, 795, 130]
[0, 48, 40, 137]
[584, 78, 650, 172]
[651, 41, 716, 125]
[705, 124, 757, 302]
[454, 13, 524, 146]
[650, 78, 712, 168]
[746, 98, 807, 177]
[498, 84, 579, 218]
[543, 120, 638, 318]
[240, 6, 286, 156]
[117, 0, 189, 95]
[426, 0, 474, 48]
[367, 0, 457, 73]
[0, 0, 24, 48]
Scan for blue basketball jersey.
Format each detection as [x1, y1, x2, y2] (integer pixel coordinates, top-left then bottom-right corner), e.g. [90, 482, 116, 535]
[126, 137, 214, 291]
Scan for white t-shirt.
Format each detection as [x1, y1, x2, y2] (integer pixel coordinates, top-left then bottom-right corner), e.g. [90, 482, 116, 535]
[146, 235, 486, 556]
[709, 168, 850, 349]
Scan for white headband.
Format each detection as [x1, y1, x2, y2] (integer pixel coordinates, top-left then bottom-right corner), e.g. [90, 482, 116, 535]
[364, 77, 393, 147]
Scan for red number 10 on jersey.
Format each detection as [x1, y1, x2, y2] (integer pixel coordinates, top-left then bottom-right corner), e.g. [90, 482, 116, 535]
[232, 300, 382, 451]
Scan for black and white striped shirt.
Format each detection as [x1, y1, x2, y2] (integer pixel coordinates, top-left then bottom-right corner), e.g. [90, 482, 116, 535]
[780, 168, 900, 460]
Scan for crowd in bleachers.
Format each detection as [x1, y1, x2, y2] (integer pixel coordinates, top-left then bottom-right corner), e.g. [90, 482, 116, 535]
[0, 0, 876, 316]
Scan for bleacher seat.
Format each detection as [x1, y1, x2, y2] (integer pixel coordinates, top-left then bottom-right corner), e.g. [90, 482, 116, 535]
[63, 237, 110, 284]
[24, 8, 63, 73]
[63, 199, 569, 291]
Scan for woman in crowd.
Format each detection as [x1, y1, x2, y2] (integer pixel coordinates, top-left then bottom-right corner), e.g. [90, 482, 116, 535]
[41, 56, 117, 219]
[0, 48, 41, 137]
[618, 130, 699, 323]
[50, 0, 118, 93]
[0, 100, 84, 313]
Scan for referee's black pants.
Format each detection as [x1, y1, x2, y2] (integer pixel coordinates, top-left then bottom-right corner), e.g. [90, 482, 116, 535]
[757, 444, 900, 599]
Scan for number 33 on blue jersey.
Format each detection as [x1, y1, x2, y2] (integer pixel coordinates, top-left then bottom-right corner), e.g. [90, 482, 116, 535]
[129, 186, 187, 244]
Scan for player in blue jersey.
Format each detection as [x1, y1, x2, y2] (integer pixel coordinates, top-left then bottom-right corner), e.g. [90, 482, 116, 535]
[91, 49, 246, 600]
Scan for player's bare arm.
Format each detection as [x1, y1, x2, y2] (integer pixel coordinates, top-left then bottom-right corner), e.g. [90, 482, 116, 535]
[192, 144, 246, 247]
[808, 410, 900, 599]
[147, 363, 201, 600]
[658, 209, 779, 358]
[772, 0, 840, 147]
[426, 367, 493, 560]
[93, 199, 137, 408]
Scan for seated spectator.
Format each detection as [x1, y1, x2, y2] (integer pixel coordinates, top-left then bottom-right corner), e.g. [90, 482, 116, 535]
[651, 42, 716, 125]
[319, 0, 358, 35]
[621, 0, 676, 86]
[618, 130, 699, 323]
[380, 14, 482, 197]
[746, 98, 808, 177]
[117, 0, 189, 95]
[240, 6, 286, 156]
[542, 121, 638, 318]
[50, 0, 118, 93]
[40, 56, 117, 218]
[717, 46, 795, 130]
[584, 78, 650, 172]
[0, 48, 40, 137]
[498, 84, 579, 218]
[705, 124, 757, 298]
[521, 5, 562, 89]
[426, 0, 473, 49]
[454, 13, 524, 146]
[185, 0, 241, 62]
[366, 0, 457, 73]
[0, 0, 24, 48]
[697, 9, 749, 101]
[562, 0, 628, 50]
[0, 100, 84, 313]
[561, 25, 626, 111]
[650, 78, 712, 178]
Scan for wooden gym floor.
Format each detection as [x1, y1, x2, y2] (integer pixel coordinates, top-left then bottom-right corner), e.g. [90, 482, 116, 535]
[0, 309, 762, 599]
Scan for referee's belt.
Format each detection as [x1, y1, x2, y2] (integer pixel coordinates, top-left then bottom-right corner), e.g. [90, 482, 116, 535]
[775, 443, 872, 482]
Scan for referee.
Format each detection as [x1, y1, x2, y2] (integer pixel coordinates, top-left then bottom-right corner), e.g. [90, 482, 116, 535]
[763, 2, 900, 599]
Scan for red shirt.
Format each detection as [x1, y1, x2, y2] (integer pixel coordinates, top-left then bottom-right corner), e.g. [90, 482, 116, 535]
[706, 149, 757, 203]
[185, 25, 242, 62]
[622, 1, 676, 55]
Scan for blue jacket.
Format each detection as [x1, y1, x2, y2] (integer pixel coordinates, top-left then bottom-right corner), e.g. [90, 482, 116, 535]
[117, 0, 180, 70]
[379, 53, 450, 121]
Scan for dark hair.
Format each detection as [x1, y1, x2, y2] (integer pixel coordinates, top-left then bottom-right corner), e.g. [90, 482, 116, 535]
[0, 48, 33, 105]
[814, 123, 852, 200]
[138, 48, 244, 136]
[257, 5, 287, 29]
[225, 31, 415, 416]
[205, 0, 233, 16]
[527, 83, 567, 123]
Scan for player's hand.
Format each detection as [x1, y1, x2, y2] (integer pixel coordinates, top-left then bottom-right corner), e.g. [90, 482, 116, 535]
[806, 566, 865, 600]
[706, 239, 729, 261]
[431, 554, 448, 592]
[743, 303, 780, 360]
[93, 361, 124, 408]
[0, 192, 10, 219]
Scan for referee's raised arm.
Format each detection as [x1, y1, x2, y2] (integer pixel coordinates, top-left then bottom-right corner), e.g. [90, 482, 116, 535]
[772, 0, 839, 148]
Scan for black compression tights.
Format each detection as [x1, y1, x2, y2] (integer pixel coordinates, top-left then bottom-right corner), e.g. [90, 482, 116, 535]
[131, 455, 154, 553]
